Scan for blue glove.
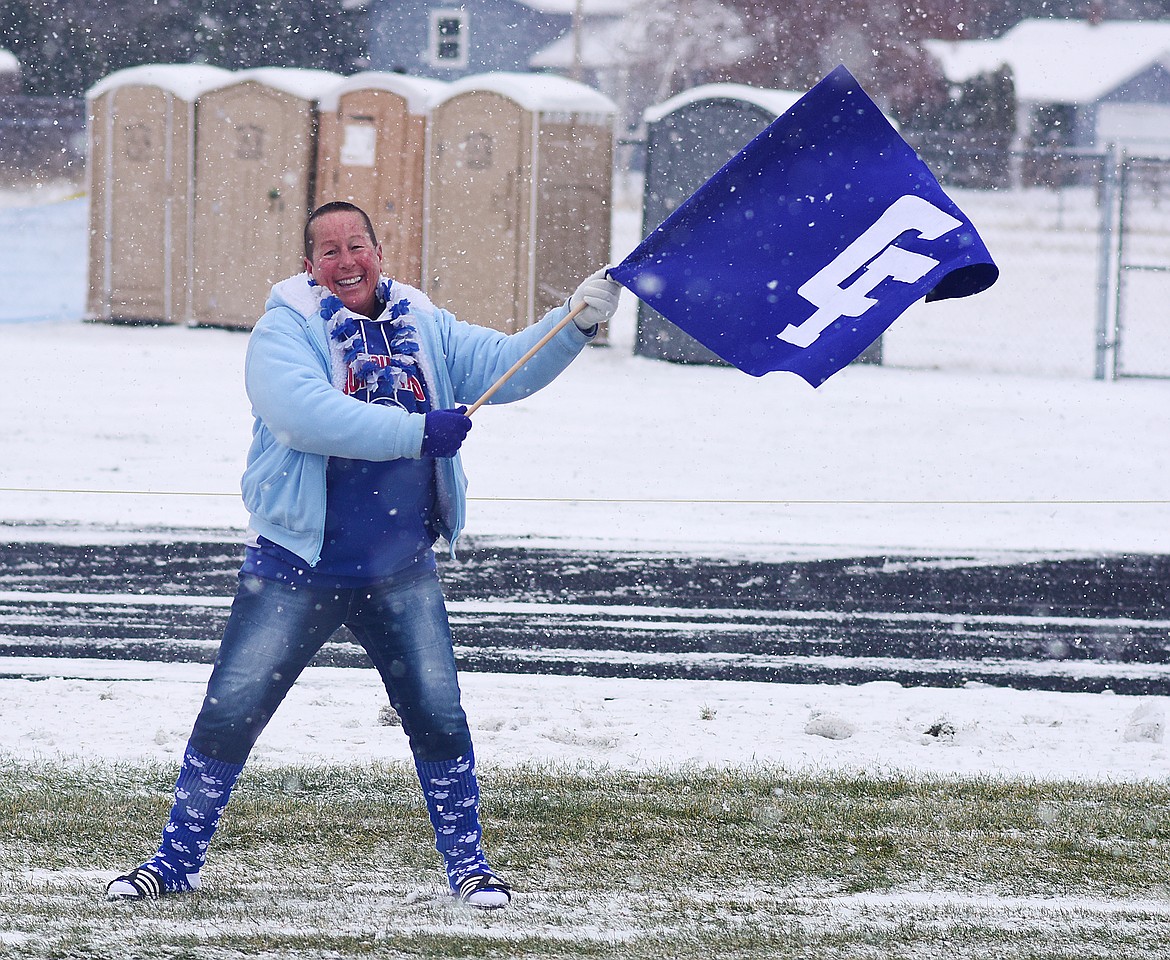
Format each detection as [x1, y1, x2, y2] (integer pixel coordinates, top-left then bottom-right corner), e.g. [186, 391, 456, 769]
[421, 406, 472, 458]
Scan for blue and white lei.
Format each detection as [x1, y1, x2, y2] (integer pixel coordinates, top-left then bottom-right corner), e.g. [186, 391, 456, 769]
[311, 276, 420, 398]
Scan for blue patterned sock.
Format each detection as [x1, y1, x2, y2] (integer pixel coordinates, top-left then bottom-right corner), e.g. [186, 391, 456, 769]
[144, 745, 244, 892]
[416, 751, 495, 892]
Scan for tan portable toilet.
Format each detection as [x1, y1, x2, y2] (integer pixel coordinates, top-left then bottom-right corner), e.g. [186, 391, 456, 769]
[85, 64, 232, 324]
[316, 73, 446, 288]
[191, 67, 342, 329]
[425, 73, 615, 335]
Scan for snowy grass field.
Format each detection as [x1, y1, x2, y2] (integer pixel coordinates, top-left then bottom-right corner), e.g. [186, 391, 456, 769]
[5, 760, 1170, 959]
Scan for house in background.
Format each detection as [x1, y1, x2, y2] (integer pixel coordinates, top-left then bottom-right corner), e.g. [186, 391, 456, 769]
[927, 19, 1170, 156]
[359, 0, 630, 82]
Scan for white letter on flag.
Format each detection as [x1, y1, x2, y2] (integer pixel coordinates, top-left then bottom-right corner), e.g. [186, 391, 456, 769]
[777, 195, 962, 348]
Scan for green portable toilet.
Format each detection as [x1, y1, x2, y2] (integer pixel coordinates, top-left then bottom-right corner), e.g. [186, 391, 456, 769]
[637, 84, 803, 364]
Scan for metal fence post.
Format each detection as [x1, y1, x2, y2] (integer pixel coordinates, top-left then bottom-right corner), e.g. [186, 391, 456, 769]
[1094, 148, 1119, 381]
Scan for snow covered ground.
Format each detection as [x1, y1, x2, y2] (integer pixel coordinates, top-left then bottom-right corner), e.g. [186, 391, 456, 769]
[0, 183, 1167, 784]
[3, 656, 1169, 782]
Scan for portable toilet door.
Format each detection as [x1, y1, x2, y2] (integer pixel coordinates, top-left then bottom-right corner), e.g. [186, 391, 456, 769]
[637, 84, 803, 364]
[531, 87, 614, 341]
[85, 64, 232, 324]
[425, 73, 615, 334]
[191, 68, 341, 329]
[316, 73, 446, 288]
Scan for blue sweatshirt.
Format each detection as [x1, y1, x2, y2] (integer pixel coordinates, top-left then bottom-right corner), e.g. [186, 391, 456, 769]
[240, 273, 593, 566]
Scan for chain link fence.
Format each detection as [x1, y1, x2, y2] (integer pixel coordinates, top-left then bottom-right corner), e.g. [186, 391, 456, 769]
[1113, 154, 1170, 380]
[875, 144, 1170, 381]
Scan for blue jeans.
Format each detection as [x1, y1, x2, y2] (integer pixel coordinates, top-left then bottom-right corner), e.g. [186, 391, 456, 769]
[189, 562, 472, 765]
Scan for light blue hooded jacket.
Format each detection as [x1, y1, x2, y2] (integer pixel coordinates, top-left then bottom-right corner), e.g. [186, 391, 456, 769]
[240, 273, 594, 566]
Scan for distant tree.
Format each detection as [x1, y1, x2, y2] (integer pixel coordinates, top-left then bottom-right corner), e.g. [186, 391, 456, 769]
[0, 0, 361, 97]
[189, 0, 362, 74]
[1, 0, 197, 96]
[617, 0, 755, 111]
[720, 0, 960, 120]
[907, 65, 1017, 187]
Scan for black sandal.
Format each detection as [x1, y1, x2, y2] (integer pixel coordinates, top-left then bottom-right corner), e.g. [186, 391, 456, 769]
[455, 871, 512, 910]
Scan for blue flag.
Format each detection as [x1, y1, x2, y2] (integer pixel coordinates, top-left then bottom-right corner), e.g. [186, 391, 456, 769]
[609, 66, 998, 387]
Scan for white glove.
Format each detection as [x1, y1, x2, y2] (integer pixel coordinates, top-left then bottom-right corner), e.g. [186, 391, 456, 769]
[568, 268, 622, 332]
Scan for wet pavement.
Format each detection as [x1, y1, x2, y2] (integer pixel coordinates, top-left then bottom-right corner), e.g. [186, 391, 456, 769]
[0, 538, 1167, 694]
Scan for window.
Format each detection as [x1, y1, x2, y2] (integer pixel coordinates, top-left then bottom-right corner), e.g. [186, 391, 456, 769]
[429, 9, 468, 68]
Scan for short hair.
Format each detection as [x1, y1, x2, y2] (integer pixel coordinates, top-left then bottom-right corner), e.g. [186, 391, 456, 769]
[304, 201, 378, 260]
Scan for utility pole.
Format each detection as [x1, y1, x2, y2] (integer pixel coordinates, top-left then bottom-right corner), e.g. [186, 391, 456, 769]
[572, 0, 584, 81]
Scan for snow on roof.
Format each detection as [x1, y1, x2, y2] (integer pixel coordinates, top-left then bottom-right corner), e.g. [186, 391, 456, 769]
[435, 72, 615, 114]
[85, 64, 233, 102]
[318, 72, 448, 114]
[226, 67, 343, 102]
[926, 18, 1170, 104]
[0, 50, 18, 74]
[643, 83, 805, 125]
[530, 18, 629, 70]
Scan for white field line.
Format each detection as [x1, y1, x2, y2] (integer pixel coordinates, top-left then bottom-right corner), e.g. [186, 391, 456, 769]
[0, 591, 1166, 631]
[459, 645, 1170, 680]
[8, 644, 1169, 680]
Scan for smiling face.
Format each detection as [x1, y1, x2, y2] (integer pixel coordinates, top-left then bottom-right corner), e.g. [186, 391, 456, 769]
[304, 209, 384, 318]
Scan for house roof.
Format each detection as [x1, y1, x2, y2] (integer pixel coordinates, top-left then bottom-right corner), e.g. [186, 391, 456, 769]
[926, 19, 1170, 104]
[529, 17, 628, 69]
